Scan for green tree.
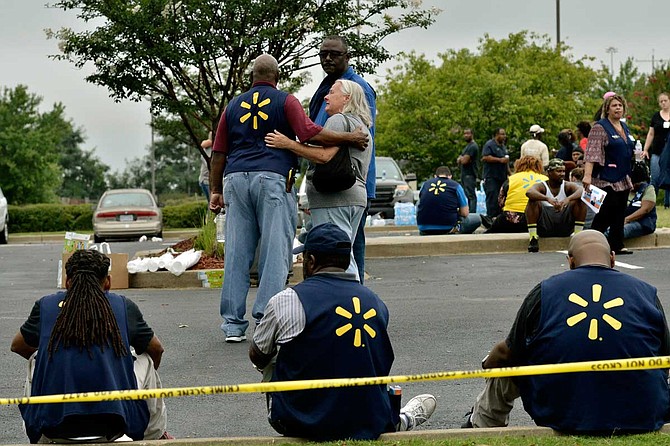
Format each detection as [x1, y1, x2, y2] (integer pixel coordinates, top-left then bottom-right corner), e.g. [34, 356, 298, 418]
[58, 128, 110, 200]
[106, 114, 202, 196]
[597, 57, 641, 100]
[0, 85, 69, 204]
[48, 0, 439, 163]
[375, 32, 601, 181]
[625, 65, 670, 139]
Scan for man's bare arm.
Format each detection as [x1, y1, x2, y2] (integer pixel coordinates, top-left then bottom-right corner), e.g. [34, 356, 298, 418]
[11, 332, 37, 360]
[483, 340, 512, 369]
[308, 127, 368, 150]
[144, 335, 164, 369]
[249, 341, 275, 370]
[265, 130, 340, 164]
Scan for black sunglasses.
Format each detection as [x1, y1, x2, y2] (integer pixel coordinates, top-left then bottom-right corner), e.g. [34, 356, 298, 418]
[318, 50, 348, 59]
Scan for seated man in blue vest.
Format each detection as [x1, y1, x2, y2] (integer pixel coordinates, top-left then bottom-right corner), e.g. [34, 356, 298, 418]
[11, 249, 171, 443]
[462, 230, 670, 434]
[250, 223, 436, 440]
[621, 161, 657, 239]
[416, 166, 482, 235]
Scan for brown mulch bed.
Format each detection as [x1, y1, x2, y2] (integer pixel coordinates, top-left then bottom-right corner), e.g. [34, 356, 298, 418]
[160, 237, 224, 270]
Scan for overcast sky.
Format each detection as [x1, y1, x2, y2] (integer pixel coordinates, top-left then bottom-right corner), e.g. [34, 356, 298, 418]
[1, 0, 668, 172]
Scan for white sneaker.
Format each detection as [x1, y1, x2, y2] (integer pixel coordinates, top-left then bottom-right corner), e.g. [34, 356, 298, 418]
[399, 394, 436, 431]
[225, 334, 247, 343]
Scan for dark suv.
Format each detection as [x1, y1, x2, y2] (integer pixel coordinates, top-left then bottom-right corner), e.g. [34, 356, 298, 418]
[369, 156, 416, 219]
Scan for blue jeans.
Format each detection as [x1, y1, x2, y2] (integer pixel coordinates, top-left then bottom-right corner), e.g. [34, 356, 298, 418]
[220, 171, 297, 337]
[650, 154, 670, 207]
[484, 177, 504, 218]
[352, 200, 370, 283]
[200, 181, 210, 202]
[461, 175, 477, 213]
[310, 205, 364, 282]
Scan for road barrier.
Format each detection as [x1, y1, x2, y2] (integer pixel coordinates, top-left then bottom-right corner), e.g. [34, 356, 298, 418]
[4, 355, 669, 406]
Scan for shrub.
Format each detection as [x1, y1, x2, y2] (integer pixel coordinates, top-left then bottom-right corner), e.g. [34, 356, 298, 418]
[162, 201, 208, 229]
[8, 200, 208, 233]
[9, 204, 93, 233]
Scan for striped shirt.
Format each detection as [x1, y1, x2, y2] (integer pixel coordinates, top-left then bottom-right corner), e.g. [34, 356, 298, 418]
[253, 272, 359, 355]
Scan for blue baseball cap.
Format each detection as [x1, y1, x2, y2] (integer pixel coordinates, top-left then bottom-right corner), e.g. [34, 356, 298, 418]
[293, 223, 352, 255]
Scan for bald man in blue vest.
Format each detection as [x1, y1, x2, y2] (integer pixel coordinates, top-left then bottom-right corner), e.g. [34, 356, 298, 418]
[210, 54, 369, 343]
[463, 230, 670, 434]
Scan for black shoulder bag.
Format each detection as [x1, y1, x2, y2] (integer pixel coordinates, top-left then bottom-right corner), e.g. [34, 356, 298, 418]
[311, 114, 358, 193]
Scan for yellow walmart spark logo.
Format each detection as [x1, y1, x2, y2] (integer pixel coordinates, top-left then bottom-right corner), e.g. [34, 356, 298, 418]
[239, 92, 271, 130]
[566, 283, 624, 341]
[428, 180, 447, 196]
[522, 174, 543, 189]
[335, 297, 377, 347]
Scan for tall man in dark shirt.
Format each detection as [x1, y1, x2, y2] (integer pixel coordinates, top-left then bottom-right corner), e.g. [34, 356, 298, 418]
[309, 35, 376, 283]
[481, 127, 510, 218]
[457, 128, 479, 213]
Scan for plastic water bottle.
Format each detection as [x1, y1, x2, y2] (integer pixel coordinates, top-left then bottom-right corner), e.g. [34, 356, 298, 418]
[215, 212, 226, 243]
[634, 140, 643, 161]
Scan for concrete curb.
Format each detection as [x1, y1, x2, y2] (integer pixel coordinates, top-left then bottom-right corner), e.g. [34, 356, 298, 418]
[7, 230, 201, 245]
[9, 424, 670, 445]
[365, 230, 666, 258]
[126, 228, 670, 289]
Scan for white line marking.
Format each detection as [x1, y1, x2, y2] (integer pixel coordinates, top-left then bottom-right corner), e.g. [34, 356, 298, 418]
[556, 250, 643, 269]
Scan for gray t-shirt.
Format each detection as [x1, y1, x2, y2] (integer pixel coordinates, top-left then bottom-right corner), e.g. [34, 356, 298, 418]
[306, 113, 371, 209]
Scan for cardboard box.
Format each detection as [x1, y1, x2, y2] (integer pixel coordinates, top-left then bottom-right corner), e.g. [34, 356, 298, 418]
[58, 252, 129, 289]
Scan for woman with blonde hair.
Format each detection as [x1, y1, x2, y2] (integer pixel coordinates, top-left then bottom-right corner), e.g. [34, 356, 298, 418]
[642, 92, 670, 209]
[482, 155, 548, 233]
[265, 79, 372, 280]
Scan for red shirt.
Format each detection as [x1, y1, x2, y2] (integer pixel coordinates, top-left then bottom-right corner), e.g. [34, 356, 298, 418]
[212, 81, 322, 154]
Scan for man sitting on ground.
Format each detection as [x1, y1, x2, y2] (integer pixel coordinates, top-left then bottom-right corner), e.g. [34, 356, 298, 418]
[250, 223, 436, 441]
[416, 166, 481, 235]
[11, 249, 171, 443]
[463, 230, 670, 434]
[525, 158, 587, 252]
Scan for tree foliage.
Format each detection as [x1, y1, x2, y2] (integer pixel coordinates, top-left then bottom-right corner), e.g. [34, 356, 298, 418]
[375, 32, 601, 181]
[107, 115, 202, 195]
[625, 65, 670, 139]
[597, 57, 641, 100]
[58, 128, 110, 200]
[0, 86, 66, 204]
[48, 0, 438, 160]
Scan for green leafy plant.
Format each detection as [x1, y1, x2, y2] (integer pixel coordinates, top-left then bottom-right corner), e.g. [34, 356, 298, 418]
[193, 215, 224, 259]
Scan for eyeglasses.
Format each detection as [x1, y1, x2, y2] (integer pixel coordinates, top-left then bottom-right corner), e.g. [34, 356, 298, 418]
[318, 50, 347, 59]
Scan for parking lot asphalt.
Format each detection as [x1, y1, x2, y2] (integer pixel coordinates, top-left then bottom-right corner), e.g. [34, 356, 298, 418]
[1, 240, 669, 443]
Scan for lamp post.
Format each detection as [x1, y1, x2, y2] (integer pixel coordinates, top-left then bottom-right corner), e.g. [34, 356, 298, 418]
[556, 0, 560, 51]
[149, 99, 156, 197]
[605, 47, 618, 75]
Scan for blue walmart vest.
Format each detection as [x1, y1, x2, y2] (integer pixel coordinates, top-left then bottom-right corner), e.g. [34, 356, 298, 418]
[224, 84, 298, 177]
[270, 274, 397, 440]
[626, 182, 657, 233]
[20, 292, 149, 443]
[594, 118, 634, 183]
[518, 266, 668, 433]
[417, 177, 460, 228]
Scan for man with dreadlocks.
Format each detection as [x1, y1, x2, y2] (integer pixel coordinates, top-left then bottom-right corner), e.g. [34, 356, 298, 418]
[11, 249, 171, 443]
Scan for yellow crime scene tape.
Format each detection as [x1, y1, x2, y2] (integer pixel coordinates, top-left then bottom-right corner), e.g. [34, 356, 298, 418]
[3, 355, 669, 406]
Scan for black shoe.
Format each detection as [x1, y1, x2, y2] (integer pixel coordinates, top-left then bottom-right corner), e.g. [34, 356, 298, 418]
[615, 248, 633, 255]
[480, 214, 493, 229]
[461, 408, 474, 428]
[528, 237, 539, 253]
